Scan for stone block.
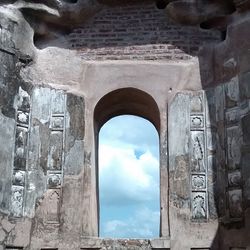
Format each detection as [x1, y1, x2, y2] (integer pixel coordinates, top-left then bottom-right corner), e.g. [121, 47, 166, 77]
[225, 76, 239, 108]
[10, 186, 24, 217]
[50, 116, 64, 131]
[47, 172, 62, 189]
[228, 189, 243, 219]
[190, 92, 203, 113]
[12, 171, 25, 186]
[190, 115, 204, 129]
[225, 107, 241, 126]
[191, 192, 207, 220]
[51, 90, 65, 115]
[227, 126, 242, 170]
[228, 171, 242, 188]
[190, 131, 206, 173]
[14, 127, 28, 171]
[48, 131, 63, 171]
[191, 174, 206, 190]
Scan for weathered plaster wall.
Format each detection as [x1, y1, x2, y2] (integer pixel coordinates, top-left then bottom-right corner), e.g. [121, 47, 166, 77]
[1, 1, 250, 250]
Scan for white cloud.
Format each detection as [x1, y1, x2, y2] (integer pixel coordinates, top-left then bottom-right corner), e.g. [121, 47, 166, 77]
[99, 115, 160, 238]
[102, 207, 160, 238]
[99, 144, 159, 205]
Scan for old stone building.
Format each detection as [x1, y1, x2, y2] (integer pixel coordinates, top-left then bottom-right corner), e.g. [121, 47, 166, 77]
[0, 0, 250, 249]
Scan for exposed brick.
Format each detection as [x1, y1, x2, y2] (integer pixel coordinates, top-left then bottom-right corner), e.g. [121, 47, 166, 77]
[67, 3, 221, 61]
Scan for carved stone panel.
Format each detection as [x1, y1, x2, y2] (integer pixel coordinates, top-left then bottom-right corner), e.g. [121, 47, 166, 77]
[50, 116, 64, 131]
[190, 131, 206, 173]
[226, 108, 241, 126]
[11, 87, 31, 217]
[228, 189, 243, 218]
[16, 111, 29, 127]
[51, 90, 66, 115]
[16, 86, 31, 112]
[48, 131, 63, 170]
[191, 192, 207, 220]
[11, 186, 24, 217]
[190, 115, 204, 129]
[228, 171, 242, 187]
[227, 126, 242, 170]
[225, 76, 239, 108]
[190, 93, 203, 113]
[47, 172, 62, 189]
[192, 175, 206, 190]
[14, 127, 28, 170]
[12, 170, 25, 186]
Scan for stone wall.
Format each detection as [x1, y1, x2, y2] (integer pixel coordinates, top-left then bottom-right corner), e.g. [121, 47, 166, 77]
[1, 1, 250, 250]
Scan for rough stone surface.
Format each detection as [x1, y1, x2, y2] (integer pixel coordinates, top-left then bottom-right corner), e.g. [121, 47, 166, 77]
[0, 1, 250, 250]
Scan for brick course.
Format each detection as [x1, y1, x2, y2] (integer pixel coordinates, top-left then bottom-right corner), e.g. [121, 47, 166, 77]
[68, 3, 221, 61]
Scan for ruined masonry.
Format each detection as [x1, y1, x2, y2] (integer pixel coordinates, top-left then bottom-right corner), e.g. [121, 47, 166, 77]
[0, 0, 250, 249]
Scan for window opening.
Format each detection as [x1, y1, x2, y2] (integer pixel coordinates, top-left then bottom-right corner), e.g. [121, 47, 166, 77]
[99, 115, 160, 238]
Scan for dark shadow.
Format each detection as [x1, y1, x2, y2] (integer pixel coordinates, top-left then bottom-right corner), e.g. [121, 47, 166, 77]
[198, 9, 250, 250]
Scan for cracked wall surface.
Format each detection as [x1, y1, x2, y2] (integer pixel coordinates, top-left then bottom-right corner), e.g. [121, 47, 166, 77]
[1, 1, 250, 250]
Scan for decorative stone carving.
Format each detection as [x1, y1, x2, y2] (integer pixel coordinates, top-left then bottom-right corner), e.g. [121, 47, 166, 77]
[226, 108, 241, 125]
[228, 171, 242, 187]
[48, 131, 63, 170]
[47, 172, 62, 189]
[11, 87, 31, 217]
[190, 95, 203, 113]
[16, 86, 31, 112]
[12, 171, 25, 186]
[228, 189, 243, 218]
[16, 111, 29, 127]
[14, 127, 28, 170]
[51, 91, 66, 114]
[51, 116, 64, 130]
[11, 186, 24, 217]
[192, 175, 206, 190]
[225, 77, 239, 108]
[190, 131, 205, 172]
[192, 192, 207, 220]
[227, 126, 242, 170]
[190, 115, 204, 129]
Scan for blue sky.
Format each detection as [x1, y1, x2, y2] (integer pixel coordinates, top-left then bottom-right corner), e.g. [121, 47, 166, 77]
[99, 115, 160, 238]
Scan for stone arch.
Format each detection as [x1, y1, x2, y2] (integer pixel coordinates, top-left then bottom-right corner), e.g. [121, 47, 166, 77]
[93, 87, 161, 236]
[94, 87, 160, 133]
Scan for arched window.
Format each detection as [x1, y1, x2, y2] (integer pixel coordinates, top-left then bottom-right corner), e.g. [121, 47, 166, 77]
[94, 88, 161, 238]
[99, 115, 160, 238]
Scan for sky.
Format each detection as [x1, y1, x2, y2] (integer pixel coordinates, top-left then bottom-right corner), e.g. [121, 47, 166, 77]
[99, 115, 160, 239]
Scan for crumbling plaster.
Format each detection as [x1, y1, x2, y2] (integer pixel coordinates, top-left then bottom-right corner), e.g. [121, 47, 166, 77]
[1, 0, 250, 250]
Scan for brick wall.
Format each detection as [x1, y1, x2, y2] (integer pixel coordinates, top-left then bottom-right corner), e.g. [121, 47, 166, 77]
[68, 3, 221, 61]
